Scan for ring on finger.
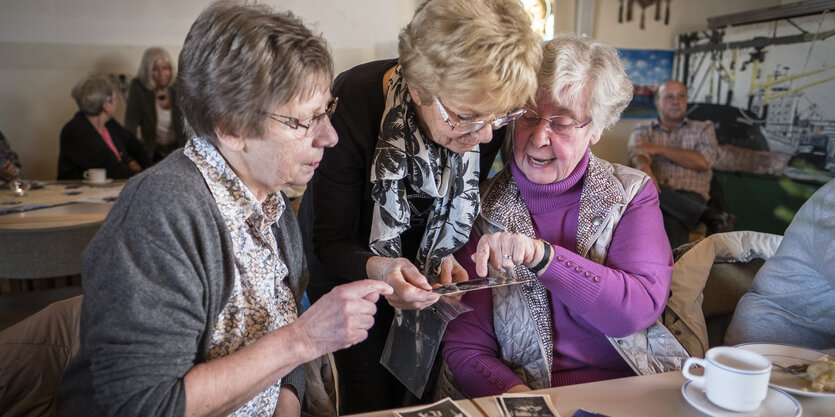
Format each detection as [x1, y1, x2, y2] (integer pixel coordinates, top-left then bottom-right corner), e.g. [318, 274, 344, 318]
[503, 254, 512, 260]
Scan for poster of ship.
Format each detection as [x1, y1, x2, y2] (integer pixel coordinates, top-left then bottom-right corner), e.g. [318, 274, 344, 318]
[674, 9, 835, 182]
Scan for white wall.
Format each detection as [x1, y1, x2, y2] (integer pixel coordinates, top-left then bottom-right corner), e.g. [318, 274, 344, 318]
[0, 0, 783, 179]
[0, 0, 417, 179]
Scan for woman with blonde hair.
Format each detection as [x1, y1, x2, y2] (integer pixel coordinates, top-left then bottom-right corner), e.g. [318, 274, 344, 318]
[301, 0, 542, 412]
[125, 47, 186, 162]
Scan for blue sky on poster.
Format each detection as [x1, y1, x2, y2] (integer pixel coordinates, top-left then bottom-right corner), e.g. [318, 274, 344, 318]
[618, 49, 674, 86]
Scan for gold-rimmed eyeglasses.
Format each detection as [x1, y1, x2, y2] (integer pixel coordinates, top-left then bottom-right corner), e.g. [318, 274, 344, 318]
[267, 96, 339, 132]
[517, 108, 591, 135]
[434, 97, 525, 134]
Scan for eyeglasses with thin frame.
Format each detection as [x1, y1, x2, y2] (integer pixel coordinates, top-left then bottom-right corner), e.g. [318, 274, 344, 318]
[434, 97, 525, 134]
[266, 96, 339, 133]
[517, 108, 592, 135]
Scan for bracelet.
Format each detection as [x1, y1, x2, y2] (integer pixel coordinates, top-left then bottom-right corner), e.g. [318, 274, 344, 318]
[527, 240, 552, 275]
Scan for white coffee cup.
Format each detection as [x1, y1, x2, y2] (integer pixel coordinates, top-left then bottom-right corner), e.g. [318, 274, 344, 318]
[83, 168, 107, 183]
[682, 346, 772, 412]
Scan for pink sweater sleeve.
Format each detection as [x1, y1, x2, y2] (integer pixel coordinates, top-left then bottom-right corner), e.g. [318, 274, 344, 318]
[442, 233, 526, 397]
[537, 182, 674, 337]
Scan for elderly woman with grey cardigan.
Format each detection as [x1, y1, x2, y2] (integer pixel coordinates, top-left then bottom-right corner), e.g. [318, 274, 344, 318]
[57, 3, 391, 416]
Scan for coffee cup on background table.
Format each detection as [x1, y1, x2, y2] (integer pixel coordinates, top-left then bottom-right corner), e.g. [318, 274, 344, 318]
[83, 168, 107, 183]
[682, 346, 772, 412]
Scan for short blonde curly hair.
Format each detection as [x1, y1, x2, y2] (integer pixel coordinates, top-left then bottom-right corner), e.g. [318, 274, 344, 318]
[398, 0, 541, 114]
[537, 35, 633, 133]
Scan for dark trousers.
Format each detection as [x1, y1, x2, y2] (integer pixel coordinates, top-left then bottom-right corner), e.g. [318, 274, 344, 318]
[331, 300, 422, 414]
[298, 190, 425, 414]
[658, 185, 707, 250]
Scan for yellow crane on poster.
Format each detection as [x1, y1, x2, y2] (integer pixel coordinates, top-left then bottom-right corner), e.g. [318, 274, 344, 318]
[749, 60, 835, 106]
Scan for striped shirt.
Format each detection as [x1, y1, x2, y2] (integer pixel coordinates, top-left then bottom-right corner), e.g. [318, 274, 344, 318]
[628, 118, 718, 200]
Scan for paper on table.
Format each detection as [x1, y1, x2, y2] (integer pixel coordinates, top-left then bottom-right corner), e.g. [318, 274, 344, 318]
[497, 393, 562, 417]
[0, 183, 122, 211]
[395, 398, 473, 417]
[73, 186, 122, 203]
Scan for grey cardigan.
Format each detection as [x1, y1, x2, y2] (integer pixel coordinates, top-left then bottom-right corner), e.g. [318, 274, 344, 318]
[58, 150, 308, 416]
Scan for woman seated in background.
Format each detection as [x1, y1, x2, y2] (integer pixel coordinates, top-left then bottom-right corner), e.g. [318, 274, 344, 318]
[125, 47, 186, 162]
[439, 35, 688, 398]
[57, 76, 151, 180]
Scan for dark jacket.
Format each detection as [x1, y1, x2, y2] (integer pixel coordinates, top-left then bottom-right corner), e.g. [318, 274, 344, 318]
[124, 78, 186, 160]
[299, 58, 507, 413]
[305, 58, 506, 300]
[57, 111, 151, 180]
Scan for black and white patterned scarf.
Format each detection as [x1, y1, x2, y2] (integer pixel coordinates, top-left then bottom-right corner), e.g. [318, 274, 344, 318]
[369, 67, 481, 280]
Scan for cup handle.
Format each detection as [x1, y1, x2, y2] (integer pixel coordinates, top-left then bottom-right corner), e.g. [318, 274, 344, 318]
[83, 171, 91, 180]
[682, 357, 707, 388]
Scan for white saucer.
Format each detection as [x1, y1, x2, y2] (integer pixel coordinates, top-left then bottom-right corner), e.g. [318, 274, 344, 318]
[682, 380, 801, 417]
[82, 178, 113, 185]
[736, 342, 835, 398]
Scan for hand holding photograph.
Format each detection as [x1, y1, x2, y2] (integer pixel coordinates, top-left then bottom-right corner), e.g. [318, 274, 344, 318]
[432, 276, 530, 296]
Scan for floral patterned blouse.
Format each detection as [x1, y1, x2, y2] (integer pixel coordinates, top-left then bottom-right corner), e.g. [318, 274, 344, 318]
[185, 137, 298, 416]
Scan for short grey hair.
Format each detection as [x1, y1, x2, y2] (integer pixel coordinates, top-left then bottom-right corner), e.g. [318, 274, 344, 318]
[398, 0, 541, 114]
[537, 35, 633, 133]
[71, 76, 114, 116]
[178, 1, 334, 146]
[137, 47, 175, 91]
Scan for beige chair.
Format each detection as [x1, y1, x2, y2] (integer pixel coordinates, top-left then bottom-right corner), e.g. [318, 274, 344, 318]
[664, 231, 783, 358]
[0, 295, 82, 417]
[0, 221, 100, 330]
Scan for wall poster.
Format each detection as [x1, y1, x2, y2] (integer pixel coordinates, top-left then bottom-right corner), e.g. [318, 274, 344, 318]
[675, 11, 835, 182]
[618, 48, 675, 119]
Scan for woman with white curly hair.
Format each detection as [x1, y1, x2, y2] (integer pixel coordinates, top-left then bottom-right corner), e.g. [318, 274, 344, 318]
[439, 34, 689, 398]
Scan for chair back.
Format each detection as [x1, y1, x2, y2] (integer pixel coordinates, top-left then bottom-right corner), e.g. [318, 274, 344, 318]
[0, 221, 100, 330]
[0, 221, 102, 279]
[664, 231, 782, 357]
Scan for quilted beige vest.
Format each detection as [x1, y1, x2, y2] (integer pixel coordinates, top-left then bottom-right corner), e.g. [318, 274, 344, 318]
[434, 154, 691, 399]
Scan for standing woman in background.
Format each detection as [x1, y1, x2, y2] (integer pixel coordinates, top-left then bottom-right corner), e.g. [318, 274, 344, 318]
[125, 47, 186, 162]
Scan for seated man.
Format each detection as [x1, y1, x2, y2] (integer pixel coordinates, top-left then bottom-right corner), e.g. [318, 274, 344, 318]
[0, 129, 22, 182]
[628, 80, 720, 249]
[57, 3, 391, 416]
[725, 179, 835, 349]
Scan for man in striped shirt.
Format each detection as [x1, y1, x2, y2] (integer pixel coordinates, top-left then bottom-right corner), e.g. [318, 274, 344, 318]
[628, 80, 719, 249]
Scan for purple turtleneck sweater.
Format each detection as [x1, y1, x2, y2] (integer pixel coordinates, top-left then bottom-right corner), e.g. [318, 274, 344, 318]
[443, 152, 673, 398]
